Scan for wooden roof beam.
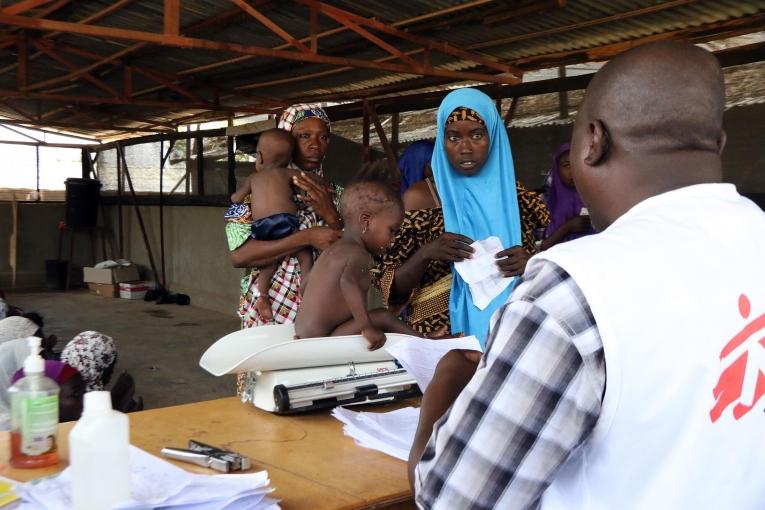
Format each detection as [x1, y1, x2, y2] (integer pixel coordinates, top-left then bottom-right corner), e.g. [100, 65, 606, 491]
[0, 118, 171, 134]
[0, 88, 271, 114]
[232, 0, 310, 53]
[1, 0, 58, 16]
[164, 0, 179, 36]
[298, 0, 521, 79]
[176, 0, 496, 78]
[0, 12, 519, 84]
[30, 39, 120, 98]
[509, 13, 765, 71]
[470, 0, 697, 51]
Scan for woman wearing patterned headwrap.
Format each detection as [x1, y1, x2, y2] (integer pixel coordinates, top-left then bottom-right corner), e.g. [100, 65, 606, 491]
[225, 104, 345, 395]
[60, 331, 117, 392]
[371, 89, 550, 347]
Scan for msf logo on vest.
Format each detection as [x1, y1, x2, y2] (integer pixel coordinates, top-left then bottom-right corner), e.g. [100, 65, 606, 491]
[710, 294, 765, 422]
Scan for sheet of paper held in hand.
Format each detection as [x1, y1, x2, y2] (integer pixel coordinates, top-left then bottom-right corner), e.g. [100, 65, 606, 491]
[18, 446, 278, 510]
[453, 236, 514, 310]
[385, 335, 482, 392]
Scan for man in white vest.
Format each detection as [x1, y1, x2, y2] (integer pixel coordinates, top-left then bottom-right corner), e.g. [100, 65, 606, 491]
[409, 41, 765, 509]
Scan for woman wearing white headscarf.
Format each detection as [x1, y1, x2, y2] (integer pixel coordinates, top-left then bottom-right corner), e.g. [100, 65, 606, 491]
[0, 338, 31, 429]
[0, 316, 39, 344]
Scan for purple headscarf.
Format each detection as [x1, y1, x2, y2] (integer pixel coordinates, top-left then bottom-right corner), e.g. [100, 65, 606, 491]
[545, 143, 592, 243]
[12, 360, 80, 385]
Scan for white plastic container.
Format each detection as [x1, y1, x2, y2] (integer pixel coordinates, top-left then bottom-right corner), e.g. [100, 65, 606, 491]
[69, 391, 131, 510]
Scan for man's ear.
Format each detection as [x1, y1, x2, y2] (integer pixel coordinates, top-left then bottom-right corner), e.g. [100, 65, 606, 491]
[584, 119, 610, 166]
[717, 130, 727, 156]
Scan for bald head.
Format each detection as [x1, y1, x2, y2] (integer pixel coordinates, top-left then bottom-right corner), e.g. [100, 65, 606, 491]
[257, 128, 295, 168]
[340, 180, 403, 224]
[571, 41, 726, 231]
[581, 41, 725, 153]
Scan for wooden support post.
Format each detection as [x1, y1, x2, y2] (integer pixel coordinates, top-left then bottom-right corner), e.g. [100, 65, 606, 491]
[558, 66, 568, 119]
[116, 145, 123, 257]
[364, 101, 400, 184]
[124, 66, 132, 99]
[310, 4, 318, 54]
[391, 112, 399, 157]
[17, 35, 27, 89]
[503, 97, 518, 127]
[362, 106, 370, 163]
[117, 143, 160, 285]
[196, 134, 204, 195]
[164, 0, 180, 36]
[227, 135, 236, 197]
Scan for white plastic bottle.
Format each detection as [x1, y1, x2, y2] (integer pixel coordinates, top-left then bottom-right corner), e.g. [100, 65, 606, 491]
[9, 336, 60, 468]
[69, 391, 131, 510]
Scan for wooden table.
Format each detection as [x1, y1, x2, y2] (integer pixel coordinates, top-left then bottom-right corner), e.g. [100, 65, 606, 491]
[1, 397, 416, 510]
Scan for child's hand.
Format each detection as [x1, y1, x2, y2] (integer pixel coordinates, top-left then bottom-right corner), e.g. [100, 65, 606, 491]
[361, 326, 386, 351]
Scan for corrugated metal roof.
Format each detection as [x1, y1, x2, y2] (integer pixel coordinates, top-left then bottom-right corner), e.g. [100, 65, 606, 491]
[0, 0, 762, 140]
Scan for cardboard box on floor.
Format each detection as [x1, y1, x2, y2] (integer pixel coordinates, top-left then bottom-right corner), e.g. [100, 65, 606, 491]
[83, 265, 140, 284]
[88, 282, 118, 298]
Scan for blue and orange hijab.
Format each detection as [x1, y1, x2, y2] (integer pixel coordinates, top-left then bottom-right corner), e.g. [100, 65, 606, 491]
[431, 88, 522, 347]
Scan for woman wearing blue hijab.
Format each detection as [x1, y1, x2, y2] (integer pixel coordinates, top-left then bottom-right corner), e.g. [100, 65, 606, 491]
[371, 89, 549, 347]
[432, 88, 523, 345]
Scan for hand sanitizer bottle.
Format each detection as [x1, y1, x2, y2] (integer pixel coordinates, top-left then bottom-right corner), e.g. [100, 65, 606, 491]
[9, 336, 60, 468]
[70, 391, 131, 510]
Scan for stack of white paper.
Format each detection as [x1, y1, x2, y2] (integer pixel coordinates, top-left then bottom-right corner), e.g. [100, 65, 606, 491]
[18, 446, 279, 510]
[332, 406, 419, 461]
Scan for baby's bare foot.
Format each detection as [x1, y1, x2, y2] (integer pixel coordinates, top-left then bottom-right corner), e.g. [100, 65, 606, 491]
[255, 295, 274, 321]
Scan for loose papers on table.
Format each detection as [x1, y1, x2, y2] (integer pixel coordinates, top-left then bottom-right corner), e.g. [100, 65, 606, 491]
[18, 446, 278, 510]
[332, 334, 484, 461]
[332, 406, 419, 462]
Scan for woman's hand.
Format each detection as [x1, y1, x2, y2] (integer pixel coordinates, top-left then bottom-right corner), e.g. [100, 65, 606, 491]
[307, 226, 342, 251]
[566, 215, 592, 234]
[421, 232, 474, 262]
[293, 172, 341, 229]
[495, 245, 530, 277]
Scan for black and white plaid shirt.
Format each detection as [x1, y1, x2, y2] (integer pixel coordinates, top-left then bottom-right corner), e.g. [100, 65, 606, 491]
[414, 260, 606, 510]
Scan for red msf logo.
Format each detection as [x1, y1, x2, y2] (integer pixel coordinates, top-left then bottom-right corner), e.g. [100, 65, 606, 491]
[710, 294, 765, 422]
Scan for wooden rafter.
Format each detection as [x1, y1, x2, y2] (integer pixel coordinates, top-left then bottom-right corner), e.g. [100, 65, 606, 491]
[470, 0, 698, 50]
[298, 0, 521, 78]
[164, 0, 179, 36]
[1, 0, 56, 16]
[31, 39, 120, 97]
[508, 12, 765, 70]
[0, 9, 518, 85]
[0, 118, 171, 134]
[232, 0, 310, 53]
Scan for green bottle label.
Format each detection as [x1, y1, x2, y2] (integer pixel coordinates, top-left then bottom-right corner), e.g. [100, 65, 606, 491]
[20, 395, 58, 455]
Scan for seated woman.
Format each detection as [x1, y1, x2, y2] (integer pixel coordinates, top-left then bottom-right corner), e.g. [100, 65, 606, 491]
[61, 331, 117, 392]
[372, 98, 549, 343]
[540, 143, 595, 250]
[0, 338, 86, 429]
[11, 359, 86, 423]
[398, 140, 435, 196]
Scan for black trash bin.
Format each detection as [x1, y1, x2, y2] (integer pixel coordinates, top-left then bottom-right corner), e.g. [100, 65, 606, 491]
[44, 259, 68, 290]
[65, 178, 101, 228]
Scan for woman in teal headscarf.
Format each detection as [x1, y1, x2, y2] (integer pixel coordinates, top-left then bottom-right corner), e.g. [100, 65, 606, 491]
[371, 89, 549, 346]
[432, 88, 524, 345]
